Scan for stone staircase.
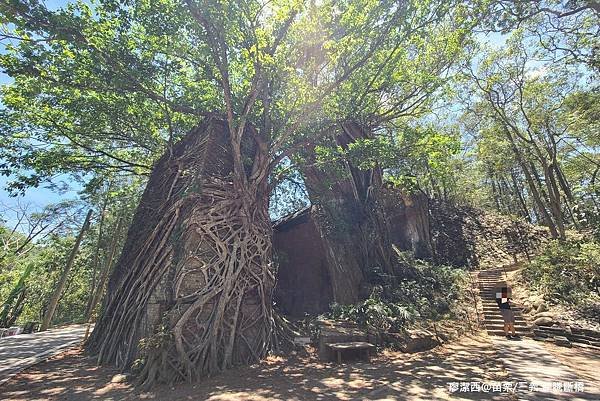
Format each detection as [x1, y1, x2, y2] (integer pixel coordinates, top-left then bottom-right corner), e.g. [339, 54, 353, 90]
[533, 322, 600, 350]
[478, 269, 531, 337]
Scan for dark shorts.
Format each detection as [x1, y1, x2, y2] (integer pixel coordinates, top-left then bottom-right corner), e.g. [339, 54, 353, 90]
[500, 309, 515, 324]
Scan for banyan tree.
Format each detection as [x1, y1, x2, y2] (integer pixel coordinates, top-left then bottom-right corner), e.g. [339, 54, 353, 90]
[87, 118, 274, 385]
[301, 121, 397, 304]
[42, 0, 473, 387]
[299, 122, 434, 304]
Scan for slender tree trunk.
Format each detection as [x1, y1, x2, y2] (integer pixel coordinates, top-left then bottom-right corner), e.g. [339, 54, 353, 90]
[491, 176, 502, 212]
[503, 130, 559, 237]
[542, 163, 566, 239]
[509, 168, 531, 222]
[41, 209, 93, 331]
[85, 215, 123, 322]
[84, 190, 110, 318]
[0, 263, 34, 328]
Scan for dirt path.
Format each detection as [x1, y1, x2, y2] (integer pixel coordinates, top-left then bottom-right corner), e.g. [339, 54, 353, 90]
[478, 267, 600, 401]
[1, 328, 598, 400]
[492, 336, 600, 400]
[0, 333, 511, 401]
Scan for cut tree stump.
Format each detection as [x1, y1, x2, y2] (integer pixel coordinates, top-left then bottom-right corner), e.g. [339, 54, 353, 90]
[327, 341, 375, 363]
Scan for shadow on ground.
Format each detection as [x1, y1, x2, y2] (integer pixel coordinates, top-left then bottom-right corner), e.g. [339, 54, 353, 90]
[0, 333, 517, 401]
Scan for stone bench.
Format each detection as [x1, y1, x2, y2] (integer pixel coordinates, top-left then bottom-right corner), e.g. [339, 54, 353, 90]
[327, 341, 375, 363]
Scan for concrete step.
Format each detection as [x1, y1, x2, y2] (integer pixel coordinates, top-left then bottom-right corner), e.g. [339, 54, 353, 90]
[486, 327, 530, 333]
[487, 330, 532, 337]
[486, 321, 528, 326]
[483, 311, 525, 316]
[485, 325, 530, 332]
[481, 309, 524, 314]
[572, 342, 600, 352]
[482, 306, 525, 312]
[481, 300, 522, 305]
[484, 317, 527, 323]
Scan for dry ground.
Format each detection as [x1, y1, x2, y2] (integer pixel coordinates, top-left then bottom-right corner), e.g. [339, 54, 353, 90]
[0, 332, 514, 401]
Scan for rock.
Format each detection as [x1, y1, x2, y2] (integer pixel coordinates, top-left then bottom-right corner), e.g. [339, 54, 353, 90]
[401, 329, 440, 353]
[110, 374, 128, 383]
[535, 303, 548, 313]
[571, 327, 600, 339]
[554, 336, 572, 347]
[532, 298, 545, 308]
[534, 311, 554, 319]
[436, 331, 450, 343]
[534, 316, 554, 326]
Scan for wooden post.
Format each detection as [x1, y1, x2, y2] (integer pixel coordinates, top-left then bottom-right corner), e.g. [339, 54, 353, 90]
[40, 209, 93, 331]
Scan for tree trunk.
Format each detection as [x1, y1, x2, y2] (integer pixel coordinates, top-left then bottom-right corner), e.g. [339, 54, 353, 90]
[85, 189, 110, 318]
[40, 209, 93, 331]
[399, 191, 433, 260]
[300, 121, 396, 304]
[509, 168, 531, 222]
[86, 119, 274, 387]
[85, 215, 123, 322]
[503, 129, 559, 238]
[542, 162, 566, 240]
[0, 263, 34, 328]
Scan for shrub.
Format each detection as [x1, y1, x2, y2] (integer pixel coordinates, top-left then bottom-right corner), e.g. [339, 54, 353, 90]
[327, 253, 468, 333]
[522, 239, 600, 304]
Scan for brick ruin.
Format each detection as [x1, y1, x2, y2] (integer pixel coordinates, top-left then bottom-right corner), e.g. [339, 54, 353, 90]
[272, 197, 548, 317]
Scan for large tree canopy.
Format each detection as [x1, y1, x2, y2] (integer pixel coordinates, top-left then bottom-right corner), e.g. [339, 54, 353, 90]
[0, 0, 480, 193]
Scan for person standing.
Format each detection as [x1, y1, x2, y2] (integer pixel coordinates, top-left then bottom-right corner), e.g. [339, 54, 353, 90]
[496, 287, 517, 339]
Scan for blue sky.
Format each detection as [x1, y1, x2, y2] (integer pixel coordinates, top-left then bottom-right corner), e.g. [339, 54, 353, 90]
[0, 0, 78, 222]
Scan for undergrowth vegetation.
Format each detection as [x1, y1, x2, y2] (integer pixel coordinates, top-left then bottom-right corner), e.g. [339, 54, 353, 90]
[327, 253, 468, 333]
[522, 238, 600, 318]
